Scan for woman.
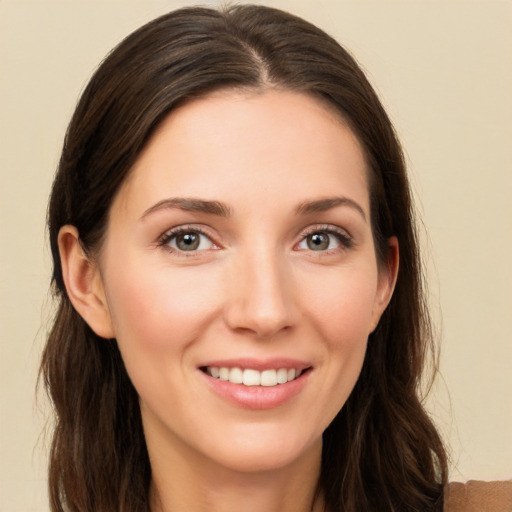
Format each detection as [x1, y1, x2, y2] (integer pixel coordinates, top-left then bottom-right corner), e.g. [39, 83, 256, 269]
[41, 4, 447, 511]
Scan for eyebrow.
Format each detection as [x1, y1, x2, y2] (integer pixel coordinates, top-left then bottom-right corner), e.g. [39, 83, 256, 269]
[140, 197, 232, 219]
[295, 196, 367, 222]
[140, 195, 366, 222]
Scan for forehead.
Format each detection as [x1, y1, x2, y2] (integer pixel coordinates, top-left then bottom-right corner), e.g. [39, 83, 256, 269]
[112, 89, 370, 218]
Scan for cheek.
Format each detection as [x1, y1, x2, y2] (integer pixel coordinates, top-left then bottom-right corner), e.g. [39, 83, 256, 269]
[102, 261, 226, 411]
[301, 266, 378, 420]
[104, 260, 223, 356]
[304, 265, 379, 345]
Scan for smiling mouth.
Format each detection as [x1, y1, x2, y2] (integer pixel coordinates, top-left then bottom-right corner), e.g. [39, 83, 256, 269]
[200, 366, 310, 387]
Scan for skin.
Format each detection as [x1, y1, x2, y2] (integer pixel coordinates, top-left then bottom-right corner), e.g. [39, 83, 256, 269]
[59, 90, 398, 512]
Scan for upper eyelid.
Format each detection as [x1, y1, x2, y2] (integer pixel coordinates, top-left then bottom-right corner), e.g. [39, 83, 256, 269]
[298, 223, 352, 239]
[157, 226, 220, 257]
[158, 224, 215, 242]
[295, 225, 355, 252]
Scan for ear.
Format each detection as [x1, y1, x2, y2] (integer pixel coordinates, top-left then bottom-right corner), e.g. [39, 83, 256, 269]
[58, 225, 115, 339]
[370, 236, 399, 332]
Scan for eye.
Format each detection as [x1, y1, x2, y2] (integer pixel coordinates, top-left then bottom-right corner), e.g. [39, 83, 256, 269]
[161, 228, 215, 252]
[296, 228, 352, 252]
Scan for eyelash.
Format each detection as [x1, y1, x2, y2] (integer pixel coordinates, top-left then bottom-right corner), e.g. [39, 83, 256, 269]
[157, 224, 353, 256]
[157, 226, 217, 257]
[297, 225, 354, 252]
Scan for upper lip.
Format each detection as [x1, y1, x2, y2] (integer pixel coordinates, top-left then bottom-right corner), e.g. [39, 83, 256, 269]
[199, 358, 312, 372]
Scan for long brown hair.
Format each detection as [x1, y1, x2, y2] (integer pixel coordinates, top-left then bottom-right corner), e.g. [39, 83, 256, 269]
[41, 4, 447, 511]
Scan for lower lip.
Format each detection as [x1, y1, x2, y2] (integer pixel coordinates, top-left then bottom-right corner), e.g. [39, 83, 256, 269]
[199, 370, 310, 409]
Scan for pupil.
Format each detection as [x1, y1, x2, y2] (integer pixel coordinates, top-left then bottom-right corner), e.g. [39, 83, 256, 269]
[308, 233, 328, 250]
[178, 233, 199, 251]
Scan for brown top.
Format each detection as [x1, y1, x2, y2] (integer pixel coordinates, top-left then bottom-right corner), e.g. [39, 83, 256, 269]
[444, 480, 512, 511]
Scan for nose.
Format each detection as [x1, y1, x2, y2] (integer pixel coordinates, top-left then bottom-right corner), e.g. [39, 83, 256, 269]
[223, 248, 297, 339]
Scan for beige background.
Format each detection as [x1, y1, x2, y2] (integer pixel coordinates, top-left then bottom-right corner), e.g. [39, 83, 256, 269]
[1, 1, 511, 510]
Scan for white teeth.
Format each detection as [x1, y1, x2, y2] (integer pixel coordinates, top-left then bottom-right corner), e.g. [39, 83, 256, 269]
[206, 366, 304, 387]
[229, 367, 243, 384]
[243, 369, 260, 386]
[260, 369, 277, 387]
[277, 368, 288, 384]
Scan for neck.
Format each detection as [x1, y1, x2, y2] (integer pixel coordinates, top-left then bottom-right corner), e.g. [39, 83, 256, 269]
[148, 433, 324, 512]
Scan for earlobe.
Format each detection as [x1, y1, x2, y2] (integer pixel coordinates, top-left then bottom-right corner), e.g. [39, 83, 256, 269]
[58, 225, 115, 339]
[370, 236, 399, 332]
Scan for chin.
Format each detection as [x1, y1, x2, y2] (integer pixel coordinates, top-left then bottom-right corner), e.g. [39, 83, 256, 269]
[200, 428, 322, 474]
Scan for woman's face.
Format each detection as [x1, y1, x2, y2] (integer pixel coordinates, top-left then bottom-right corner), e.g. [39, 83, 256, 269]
[96, 90, 396, 473]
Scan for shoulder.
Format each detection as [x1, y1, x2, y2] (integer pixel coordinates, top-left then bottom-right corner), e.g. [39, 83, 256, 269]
[444, 480, 512, 511]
